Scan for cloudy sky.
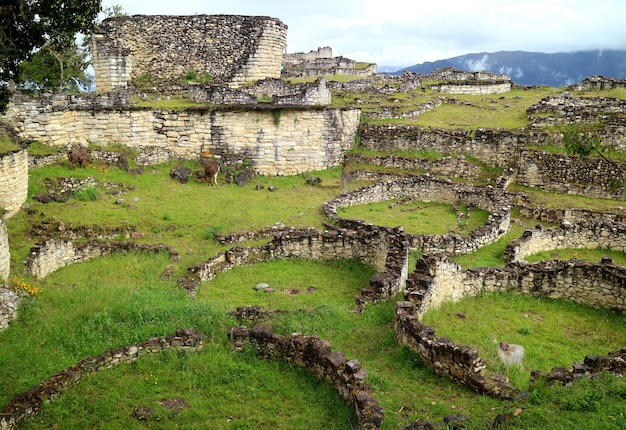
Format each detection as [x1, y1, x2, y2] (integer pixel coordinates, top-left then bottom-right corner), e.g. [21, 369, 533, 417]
[109, 0, 626, 70]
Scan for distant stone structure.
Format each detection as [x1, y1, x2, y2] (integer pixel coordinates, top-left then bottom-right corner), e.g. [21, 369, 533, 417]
[91, 14, 288, 91]
[425, 67, 512, 94]
[282, 46, 377, 78]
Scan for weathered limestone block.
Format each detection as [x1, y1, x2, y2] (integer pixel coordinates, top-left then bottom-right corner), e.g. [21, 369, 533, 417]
[92, 15, 287, 91]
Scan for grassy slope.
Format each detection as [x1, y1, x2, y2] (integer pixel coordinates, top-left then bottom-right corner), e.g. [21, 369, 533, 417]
[2, 83, 626, 429]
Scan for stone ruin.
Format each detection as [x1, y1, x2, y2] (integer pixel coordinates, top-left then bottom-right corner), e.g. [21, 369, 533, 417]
[1, 11, 626, 426]
[282, 46, 377, 79]
[91, 14, 287, 90]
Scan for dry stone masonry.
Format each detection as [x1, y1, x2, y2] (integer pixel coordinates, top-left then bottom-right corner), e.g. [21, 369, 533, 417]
[229, 325, 384, 429]
[2, 94, 360, 175]
[0, 328, 203, 430]
[92, 15, 287, 90]
[0, 149, 28, 218]
[282, 46, 377, 79]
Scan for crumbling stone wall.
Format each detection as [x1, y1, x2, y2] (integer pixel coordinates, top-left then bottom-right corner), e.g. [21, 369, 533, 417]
[181, 226, 409, 305]
[395, 302, 519, 400]
[516, 204, 626, 225]
[0, 220, 10, 283]
[516, 150, 625, 199]
[0, 149, 28, 218]
[358, 124, 626, 199]
[505, 220, 626, 264]
[24, 239, 179, 279]
[568, 75, 626, 91]
[92, 15, 287, 90]
[424, 67, 510, 83]
[0, 287, 20, 331]
[188, 77, 331, 106]
[0, 328, 203, 430]
[282, 46, 377, 78]
[229, 325, 384, 429]
[3, 95, 360, 175]
[404, 253, 626, 319]
[323, 175, 511, 255]
[345, 153, 482, 179]
[527, 95, 626, 126]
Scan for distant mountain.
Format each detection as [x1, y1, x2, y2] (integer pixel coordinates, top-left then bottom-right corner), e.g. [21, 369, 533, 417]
[390, 50, 626, 87]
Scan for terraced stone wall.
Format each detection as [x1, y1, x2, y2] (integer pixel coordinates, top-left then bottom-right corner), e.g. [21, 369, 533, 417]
[92, 15, 287, 90]
[358, 124, 626, 199]
[2, 95, 360, 176]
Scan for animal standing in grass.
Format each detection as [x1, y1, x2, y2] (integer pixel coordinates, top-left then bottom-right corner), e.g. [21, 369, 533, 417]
[203, 159, 220, 186]
[497, 341, 524, 367]
[67, 144, 90, 169]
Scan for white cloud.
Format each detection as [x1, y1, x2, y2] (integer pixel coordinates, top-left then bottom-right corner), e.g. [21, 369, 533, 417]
[108, 0, 626, 68]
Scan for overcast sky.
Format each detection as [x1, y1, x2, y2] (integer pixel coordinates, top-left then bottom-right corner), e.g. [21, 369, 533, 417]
[109, 0, 626, 70]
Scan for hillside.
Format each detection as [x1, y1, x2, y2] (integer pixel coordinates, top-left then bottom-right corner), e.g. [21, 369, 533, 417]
[391, 49, 626, 87]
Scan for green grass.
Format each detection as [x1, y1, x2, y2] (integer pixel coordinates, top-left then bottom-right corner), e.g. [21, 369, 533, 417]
[338, 200, 490, 236]
[4, 82, 626, 429]
[0, 134, 20, 153]
[421, 292, 626, 390]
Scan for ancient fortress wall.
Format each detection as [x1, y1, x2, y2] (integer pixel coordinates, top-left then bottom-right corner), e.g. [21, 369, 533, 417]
[0, 149, 28, 282]
[92, 15, 288, 90]
[0, 149, 29, 218]
[431, 80, 511, 95]
[359, 124, 626, 199]
[3, 95, 360, 176]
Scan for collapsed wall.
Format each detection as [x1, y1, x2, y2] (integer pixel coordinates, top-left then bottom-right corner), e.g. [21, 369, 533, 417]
[92, 15, 287, 90]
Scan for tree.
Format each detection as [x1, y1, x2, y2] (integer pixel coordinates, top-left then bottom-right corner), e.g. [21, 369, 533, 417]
[18, 39, 91, 92]
[563, 125, 625, 189]
[0, 0, 101, 111]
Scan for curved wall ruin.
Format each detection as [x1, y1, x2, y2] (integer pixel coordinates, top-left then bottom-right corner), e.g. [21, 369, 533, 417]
[92, 15, 287, 90]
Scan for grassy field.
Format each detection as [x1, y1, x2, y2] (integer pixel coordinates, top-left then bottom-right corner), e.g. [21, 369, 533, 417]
[2, 81, 626, 429]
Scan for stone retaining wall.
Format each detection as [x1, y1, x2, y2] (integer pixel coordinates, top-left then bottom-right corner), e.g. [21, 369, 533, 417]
[527, 95, 626, 126]
[24, 239, 179, 279]
[2, 95, 360, 175]
[430, 80, 511, 95]
[345, 153, 481, 179]
[323, 175, 511, 255]
[505, 220, 626, 264]
[92, 15, 287, 90]
[0, 149, 28, 218]
[358, 124, 626, 199]
[516, 150, 625, 199]
[0, 328, 203, 430]
[0, 287, 20, 331]
[569, 76, 626, 91]
[229, 325, 384, 429]
[516, 204, 626, 224]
